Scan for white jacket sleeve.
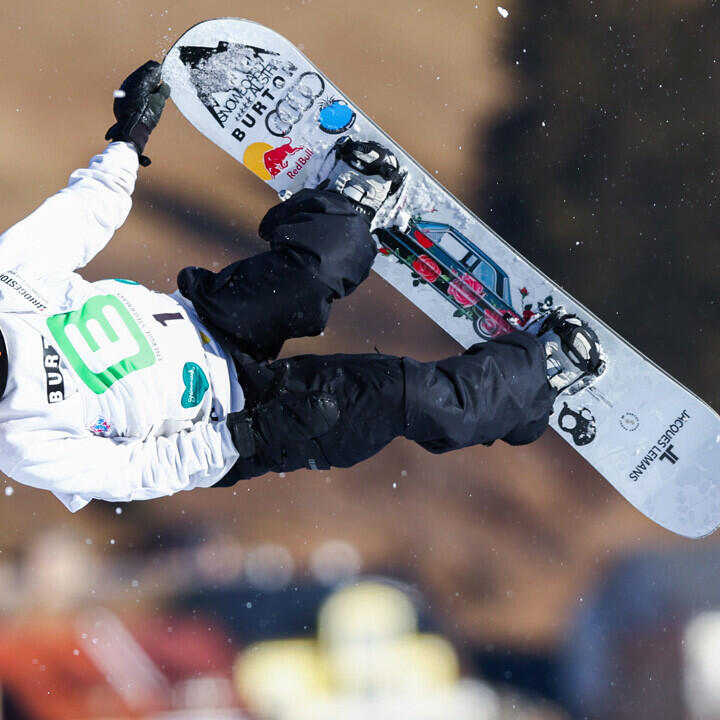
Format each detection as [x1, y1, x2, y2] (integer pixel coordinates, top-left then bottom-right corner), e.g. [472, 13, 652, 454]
[0, 142, 139, 280]
[7, 420, 240, 512]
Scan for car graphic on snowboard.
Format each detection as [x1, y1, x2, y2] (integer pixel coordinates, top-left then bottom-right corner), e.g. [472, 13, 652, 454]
[375, 219, 534, 340]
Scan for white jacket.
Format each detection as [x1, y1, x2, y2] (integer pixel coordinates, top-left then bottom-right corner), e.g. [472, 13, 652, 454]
[0, 142, 243, 511]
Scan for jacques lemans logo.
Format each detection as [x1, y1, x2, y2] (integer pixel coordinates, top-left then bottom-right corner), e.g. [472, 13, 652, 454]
[629, 409, 690, 481]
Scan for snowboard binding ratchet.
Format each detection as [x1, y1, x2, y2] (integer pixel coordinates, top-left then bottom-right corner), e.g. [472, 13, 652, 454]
[317, 136, 407, 220]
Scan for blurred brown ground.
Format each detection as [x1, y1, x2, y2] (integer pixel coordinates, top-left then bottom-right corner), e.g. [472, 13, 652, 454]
[0, 0, 713, 650]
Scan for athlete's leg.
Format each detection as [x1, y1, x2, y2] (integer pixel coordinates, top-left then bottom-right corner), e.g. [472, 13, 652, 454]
[403, 331, 554, 450]
[177, 188, 376, 362]
[216, 332, 553, 486]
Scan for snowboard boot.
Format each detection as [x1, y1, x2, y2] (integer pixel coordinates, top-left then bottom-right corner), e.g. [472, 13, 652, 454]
[317, 136, 407, 221]
[530, 307, 606, 395]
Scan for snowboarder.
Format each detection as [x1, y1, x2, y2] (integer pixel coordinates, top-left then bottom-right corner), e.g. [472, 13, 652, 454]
[0, 61, 603, 511]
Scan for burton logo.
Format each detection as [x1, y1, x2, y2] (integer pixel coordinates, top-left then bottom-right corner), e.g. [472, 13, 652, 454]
[42, 338, 66, 404]
[558, 402, 597, 446]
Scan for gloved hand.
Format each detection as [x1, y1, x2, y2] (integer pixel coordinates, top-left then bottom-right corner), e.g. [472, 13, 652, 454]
[105, 60, 170, 166]
[227, 390, 340, 472]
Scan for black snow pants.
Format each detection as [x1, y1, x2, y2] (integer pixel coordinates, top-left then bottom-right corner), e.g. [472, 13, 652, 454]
[176, 189, 554, 485]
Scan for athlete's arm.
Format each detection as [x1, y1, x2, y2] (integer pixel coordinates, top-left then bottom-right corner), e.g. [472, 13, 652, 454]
[0, 143, 139, 279]
[6, 421, 239, 511]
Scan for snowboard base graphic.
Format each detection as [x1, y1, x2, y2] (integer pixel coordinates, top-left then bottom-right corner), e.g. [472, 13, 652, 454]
[162, 18, 720, 538]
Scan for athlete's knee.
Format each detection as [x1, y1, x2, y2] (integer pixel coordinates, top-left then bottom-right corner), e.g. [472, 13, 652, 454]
[260, 188, 376, 298]
[402, 356, 483, 451]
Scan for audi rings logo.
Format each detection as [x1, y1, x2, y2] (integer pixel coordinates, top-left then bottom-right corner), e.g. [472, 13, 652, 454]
[266, 71, 325, 136]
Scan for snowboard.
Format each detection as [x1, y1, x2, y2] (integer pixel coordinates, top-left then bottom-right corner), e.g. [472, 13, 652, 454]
[162, 18, 720, 538]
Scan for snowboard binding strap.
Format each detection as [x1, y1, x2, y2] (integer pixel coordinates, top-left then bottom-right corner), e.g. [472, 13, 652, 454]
[536, 308, 606, 395]
[333, 136, 407, 196]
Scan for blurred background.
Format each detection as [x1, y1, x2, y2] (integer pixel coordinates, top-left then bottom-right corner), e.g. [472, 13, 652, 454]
[0, 0, 718, 718]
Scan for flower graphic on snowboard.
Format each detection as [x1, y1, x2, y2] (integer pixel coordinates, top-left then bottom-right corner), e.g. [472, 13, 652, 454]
[448, 273, 485, 307]
[412, 254, 442, 283]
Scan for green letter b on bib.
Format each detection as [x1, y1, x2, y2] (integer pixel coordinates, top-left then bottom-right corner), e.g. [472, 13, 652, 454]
[47, 295, 155, 394]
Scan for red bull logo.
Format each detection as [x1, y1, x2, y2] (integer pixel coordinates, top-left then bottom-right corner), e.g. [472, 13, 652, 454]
[263, 138, 304, 177]
[244, 138, 312, 181]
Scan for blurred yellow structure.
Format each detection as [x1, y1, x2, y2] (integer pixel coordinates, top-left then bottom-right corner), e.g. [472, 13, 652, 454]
[683, 612, 720, 720]
[235, 580, 499, 720]
[319, 581, 458, 693]
[235, 639, 331, 719]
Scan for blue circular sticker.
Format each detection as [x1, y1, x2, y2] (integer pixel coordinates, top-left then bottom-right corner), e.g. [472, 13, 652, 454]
[319, 100, 356, 134]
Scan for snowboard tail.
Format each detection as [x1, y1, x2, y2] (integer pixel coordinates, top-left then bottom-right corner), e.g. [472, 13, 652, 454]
[162, 18, 720, 538]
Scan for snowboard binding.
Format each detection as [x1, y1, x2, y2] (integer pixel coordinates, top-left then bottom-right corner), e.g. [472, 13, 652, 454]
[532, 307, 606, 395]
[317, 136, 407, 220]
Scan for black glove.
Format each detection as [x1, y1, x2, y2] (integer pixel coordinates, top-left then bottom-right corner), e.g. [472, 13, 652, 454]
[105, 60, 170, 166]
[227, 391, 340, 472]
